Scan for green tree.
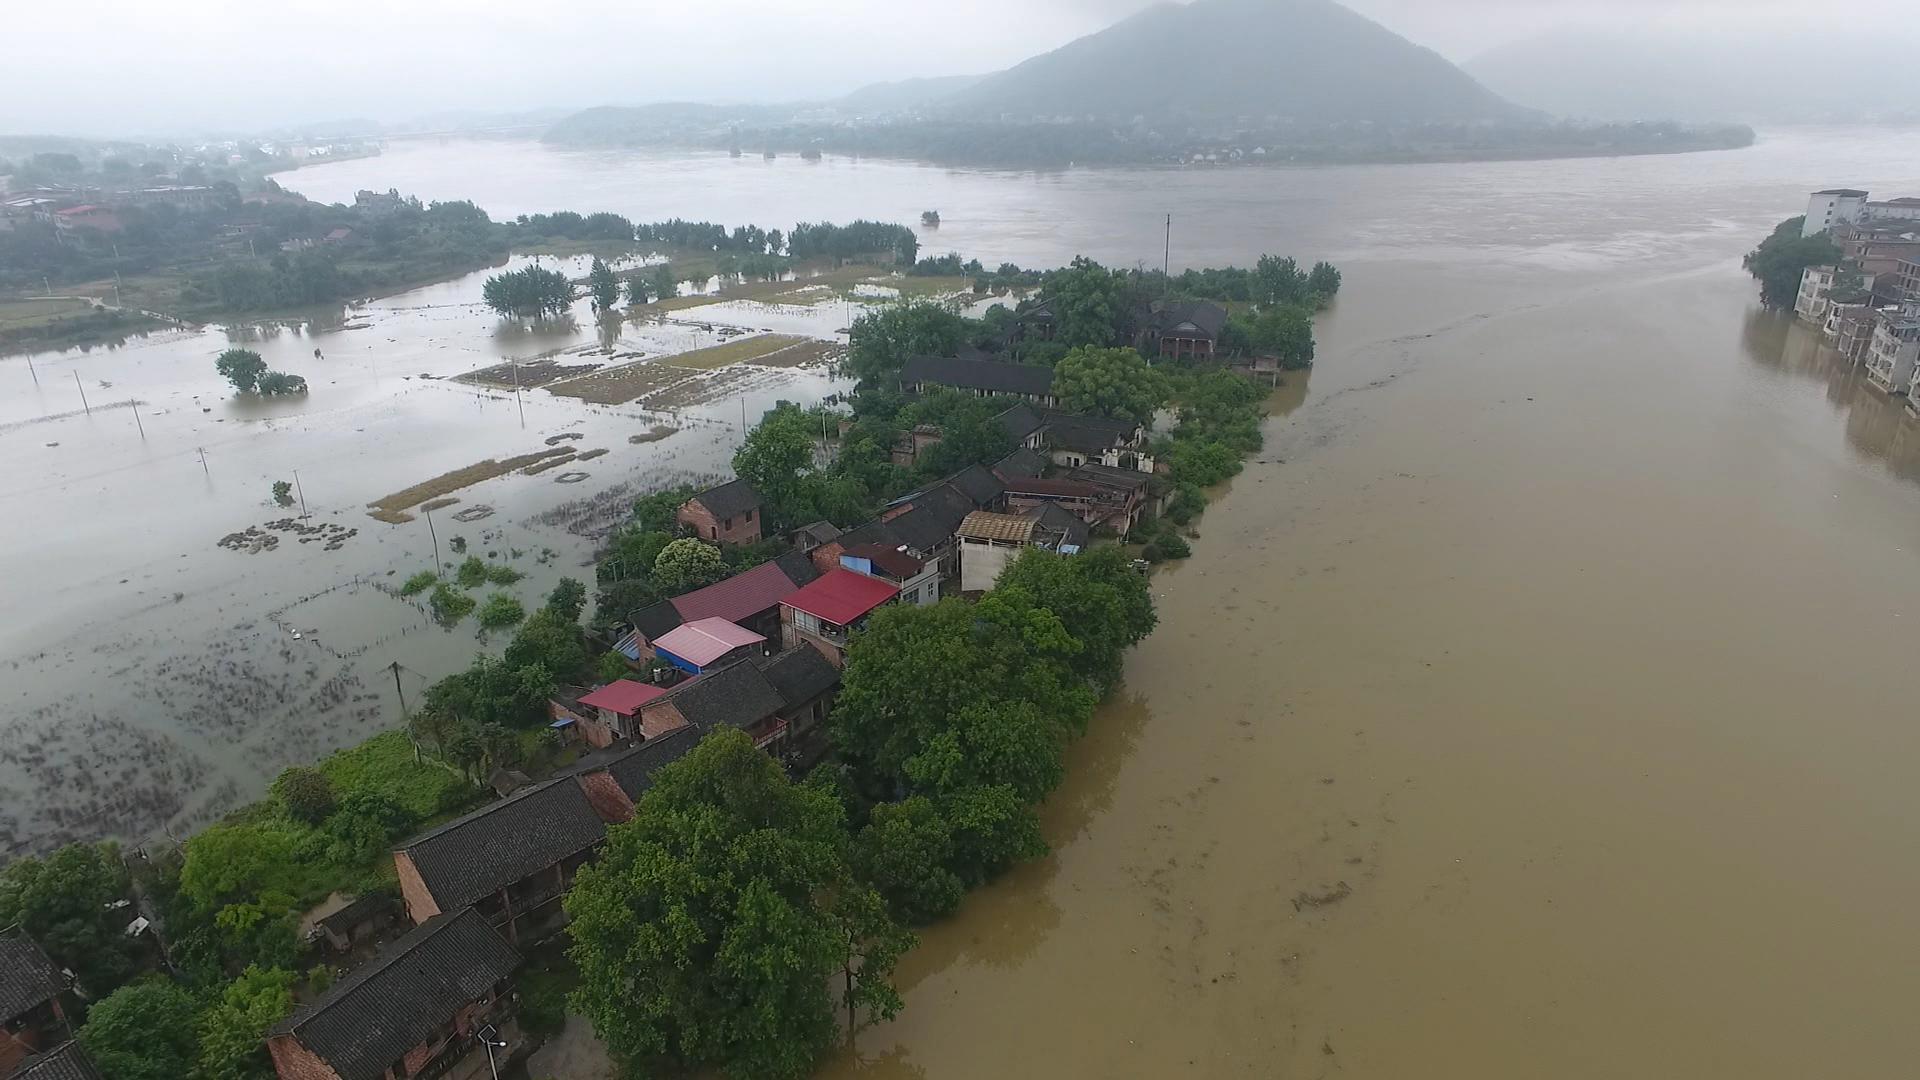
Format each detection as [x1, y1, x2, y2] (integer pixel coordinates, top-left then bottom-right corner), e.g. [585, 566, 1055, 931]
[624, 275, 650, 306]
[566, 729, 911, 1079]
[994, 545, 1157, 691]
[0, 842, 140, 995]
[733, 403, 820, 525]
[588, 256, 620, 313]
[506, 607, 587, 680]
[1051, 346, 1168, 428]
[194, 965, 296, 1080]
[255, 371, 308, 396]
[215, 349, 267, 393]
[477, 593, 527, 630]
[1254, 254, 1309, 306]
[650, 264, 679, 301]
[595, 651, 633, 683]
[652, 538, 727, 595]
[546, 577, 587, 622]
[853, 796, 964, 924]
[1043, 256, 1134, 349]
[78, 978, 202, 1080]
[270, 481, 293, 507]
[269, 765, 335, 825]
[179, 824, 302, 911]
[481, 265, 575, 319]
[1307, 260, 1342, 303]
[1744, 216, 1841, 310]
[847, 300, 968, 385]
[831, 595, 1095, 806]
[1247, 305, 1315, 369]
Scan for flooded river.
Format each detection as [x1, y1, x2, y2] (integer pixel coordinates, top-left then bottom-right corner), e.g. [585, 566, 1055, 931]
[15, 129, 1920, 1074]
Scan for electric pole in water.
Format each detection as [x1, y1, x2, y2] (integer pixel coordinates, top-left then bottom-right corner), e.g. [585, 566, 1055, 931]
[423, 502, 443, 572]
[129, 399, 144, 438]
[293, 469, 310, 519]
[1164, 213, 1172, 280]
[73, 371, 90, 415]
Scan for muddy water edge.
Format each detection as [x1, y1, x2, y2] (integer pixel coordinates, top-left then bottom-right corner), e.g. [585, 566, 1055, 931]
[8, 130, 1920, 1075]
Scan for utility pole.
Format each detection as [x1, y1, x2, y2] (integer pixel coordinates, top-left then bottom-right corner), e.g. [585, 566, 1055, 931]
[423, 501, 443, 572]
[740, 397, 748, 447]
[1164, 213, 1171, 280]
[293, 469, 310, 519]
[389, 660, 409, 716]
[197, 447, 209, 476]
[25, 352, 38, 386]
[129, 399, 144, 438]
[73, 371, 90, 415]
[511, 359, 525, 427]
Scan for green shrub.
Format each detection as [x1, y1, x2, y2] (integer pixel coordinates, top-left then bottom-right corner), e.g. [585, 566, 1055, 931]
[477, 594, 526, 630]
[455, 556, 489, 588]
[269, 767, 335, 825]
[430, 583, 475, 625]
[1157, 532, 1192, 560]
[485, 564, 524, 586]
[399, 571, 437, 596]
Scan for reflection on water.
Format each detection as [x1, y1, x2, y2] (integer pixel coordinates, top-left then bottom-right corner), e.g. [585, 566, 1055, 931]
[1740, 307, 1920, 484]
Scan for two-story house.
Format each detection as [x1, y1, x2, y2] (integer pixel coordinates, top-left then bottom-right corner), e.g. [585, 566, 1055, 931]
[267, 909, 521, 1080]
[675, 479, 765, 545]
[0, 932, 71, 1078]
[899, 355, 1060, 408]
[393, 780, 607, 944]
[780, 568, 901, 667]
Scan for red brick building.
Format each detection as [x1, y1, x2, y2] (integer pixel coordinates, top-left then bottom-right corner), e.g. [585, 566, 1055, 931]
[676, 479, 765, 545]
[0, 931, 72, 1078]
[267, 910, 521, 1080]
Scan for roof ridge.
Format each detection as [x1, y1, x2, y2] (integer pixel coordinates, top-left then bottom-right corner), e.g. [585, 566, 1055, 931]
[396, 778, 567, 851]
[277, 911, 478, 1037]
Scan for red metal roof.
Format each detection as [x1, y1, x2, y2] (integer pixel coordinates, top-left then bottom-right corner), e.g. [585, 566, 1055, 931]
[652, 618, 766, 668]
[671, 560, 803, 624]
[782, 569, 899, 625]
[577, 680, 667, 716]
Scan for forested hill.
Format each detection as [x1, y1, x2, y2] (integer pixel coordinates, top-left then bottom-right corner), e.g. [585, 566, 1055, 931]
[943, 0, 1532, 124]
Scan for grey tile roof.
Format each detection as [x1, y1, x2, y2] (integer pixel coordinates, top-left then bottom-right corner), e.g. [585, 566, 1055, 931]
[602, 722, 702, 799]
[1149, 300, 1228, 340]
[661, 660, 786, 732]
[947, 464, 1006, 508]
[628, 599, 684, 641]
[900, 355, 1057, 398]
[758, 648, 840, 710]
[887, 484, 977, 552]
[1023, 502, 1092, 550]
[0, 930, 64, 1022]
[689, 478, 762, 521]
[1035, 411, 1139, 454]
[316, 893, 396, 935]
[771, 549, 823, 588]
[270, 910, 520, 1080]
[395, 780, 606, 911]
[994, 402, 1048, 444]
[992, 448, 1050, 479]
[14, 1043, 102, 1080]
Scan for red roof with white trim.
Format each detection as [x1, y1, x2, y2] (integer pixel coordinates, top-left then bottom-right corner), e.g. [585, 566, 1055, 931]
[781, 569, 899, 626]
[577, 680, 667, 716]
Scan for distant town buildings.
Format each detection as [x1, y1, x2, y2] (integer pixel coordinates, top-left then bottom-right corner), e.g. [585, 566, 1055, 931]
[1794, 189, 1920, 397]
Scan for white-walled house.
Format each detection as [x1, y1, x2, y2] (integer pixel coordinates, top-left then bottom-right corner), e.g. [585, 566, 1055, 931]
[1805, 189, 1870, 236]
[1795, 265, 1838, 324]
[1864, 309, 1920, 394]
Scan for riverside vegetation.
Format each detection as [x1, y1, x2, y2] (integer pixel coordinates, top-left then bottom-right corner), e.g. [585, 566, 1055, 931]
[0, 240, 1333, 1079]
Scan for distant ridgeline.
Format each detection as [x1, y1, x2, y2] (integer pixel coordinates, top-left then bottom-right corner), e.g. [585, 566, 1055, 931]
[543, 0, 1755, 167]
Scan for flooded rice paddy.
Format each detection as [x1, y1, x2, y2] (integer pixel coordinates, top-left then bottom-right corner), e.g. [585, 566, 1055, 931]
[11, 129, 1920, 1075]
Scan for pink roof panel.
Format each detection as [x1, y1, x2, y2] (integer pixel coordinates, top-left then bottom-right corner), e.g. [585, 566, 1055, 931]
[652, 618, 767, 668]
[577, 680, 668, 716]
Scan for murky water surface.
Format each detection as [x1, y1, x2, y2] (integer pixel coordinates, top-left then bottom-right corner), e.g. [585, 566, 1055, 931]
[11, 130, 1920, 1075]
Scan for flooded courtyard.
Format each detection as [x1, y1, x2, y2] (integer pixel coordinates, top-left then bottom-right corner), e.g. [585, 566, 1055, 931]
[8, 129, 1920, 1074]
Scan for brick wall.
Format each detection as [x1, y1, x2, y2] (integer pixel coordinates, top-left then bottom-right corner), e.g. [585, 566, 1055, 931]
[394, 851, 443, 926]
[574, 771, 634, 824]
[636, 701, 690, 740]
[677, 502, 762, 545]
[268, 1035, 347, 1080]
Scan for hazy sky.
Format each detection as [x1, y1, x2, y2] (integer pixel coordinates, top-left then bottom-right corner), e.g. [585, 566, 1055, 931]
[0, 0, 1907, 138]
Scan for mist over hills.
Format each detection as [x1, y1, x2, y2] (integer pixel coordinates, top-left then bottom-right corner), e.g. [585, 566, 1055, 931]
[1466, 29, 1920, 124]
[942, 0, 1529, 124]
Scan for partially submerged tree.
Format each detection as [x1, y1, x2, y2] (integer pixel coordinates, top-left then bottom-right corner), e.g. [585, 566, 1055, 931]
[588, 256, 620, 313]
[215, 349, 267, 393]
[481, 265, 575, 319]
[1051, 345, 1168, 428]
[1745, 216, 1841, 310]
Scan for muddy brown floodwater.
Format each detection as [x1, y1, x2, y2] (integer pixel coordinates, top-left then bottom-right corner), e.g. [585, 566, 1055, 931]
[15, 129, 1920, 1074]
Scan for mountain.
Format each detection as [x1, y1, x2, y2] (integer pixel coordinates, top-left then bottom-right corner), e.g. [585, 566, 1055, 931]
[943, 0, 1531, 124]
[839, 75, 986, 116]
[1466, 29, 1920, 124]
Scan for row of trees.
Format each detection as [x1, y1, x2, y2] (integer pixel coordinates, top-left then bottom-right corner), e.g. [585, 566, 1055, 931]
[480, 265, 575, 319]
[214, 349, 306, 396]
[565, 545, 1158, 1077]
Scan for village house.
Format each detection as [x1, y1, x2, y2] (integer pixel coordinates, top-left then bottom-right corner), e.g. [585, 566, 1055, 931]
[998, 462, 1152, 535]
[50, 205, 121, 234]
[1823, 294, 1883, 362]
[899, 355, 1060, 408]
[613, 551, 820, 664]
[650, 617, 769, 677]
[267, 910, 521, 1080]
[1864, 309, 1920, 395]
[676, 479, 765, 545]
[838, 542, 942, 606]
[0, 932, 71, 1078]
[393, 779, 607, 943]
[11, 1042, 103, 1080]
[956, 509, 1087, 593]
[1828, 221, 1920, 278]
[994, 404, 1153, 471]
[566, 726, 702, 823]
[790, 521, 842, 551]
[1804, 188, 1871, 236]
[568, 680, 669, 746]
[1137, 300, 1228, 360]
[633, 648, 841, 752]
[1794, 265, 1839, 325]
[780, 569, 901, 667]
[811, 468, 1006, 583]
[1899, 258, 1920, 305]
[313, 893, 401, 957]
[1009, 299, 1060, 345]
